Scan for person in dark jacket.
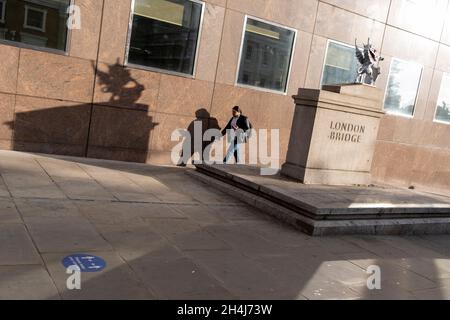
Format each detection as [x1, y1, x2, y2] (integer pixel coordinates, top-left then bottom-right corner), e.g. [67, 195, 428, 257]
[221, 106, 252, 164]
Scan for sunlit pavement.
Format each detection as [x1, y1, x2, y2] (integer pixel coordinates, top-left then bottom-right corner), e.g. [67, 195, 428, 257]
[1, 150, 450, 300]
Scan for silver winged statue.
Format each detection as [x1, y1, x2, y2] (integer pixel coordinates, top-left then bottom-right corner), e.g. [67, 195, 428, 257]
[355, 38, 384, 86]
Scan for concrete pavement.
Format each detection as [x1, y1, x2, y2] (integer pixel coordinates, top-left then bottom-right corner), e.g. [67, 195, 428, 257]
[1, 150, 450, 299]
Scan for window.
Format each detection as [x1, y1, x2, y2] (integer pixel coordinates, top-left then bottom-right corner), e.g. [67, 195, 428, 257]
[245, 43, 253, 60]
[434, 73, 450, 124]
[0, 1, 5, 23]
[279, 56, 285, 69]
[237, 17, 296, 93]
[384, 58, 423, 117]
[24, 5, 47, 32]
[0, 0, 70, 51]
[322, 40, 360, 86]
[262, 49, 269, 66]
[127, 0, 204, 76]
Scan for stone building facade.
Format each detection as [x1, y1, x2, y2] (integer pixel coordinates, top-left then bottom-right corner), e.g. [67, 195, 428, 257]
[0, 0, 449, 195]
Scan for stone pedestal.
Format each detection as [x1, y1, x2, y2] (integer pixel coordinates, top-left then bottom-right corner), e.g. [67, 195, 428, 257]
[281, 84, 385, 186]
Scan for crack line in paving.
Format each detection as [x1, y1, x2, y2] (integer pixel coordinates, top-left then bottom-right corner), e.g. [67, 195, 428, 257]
[0, 174, 13, 198]
[73, 162, 120, 202]
[11, 198, 63, 299]
[32, 158, 68, 200]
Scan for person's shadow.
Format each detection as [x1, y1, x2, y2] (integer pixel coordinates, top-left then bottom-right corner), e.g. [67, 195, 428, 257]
[178, 108, 220, 166]
[4, 60, 158, 163]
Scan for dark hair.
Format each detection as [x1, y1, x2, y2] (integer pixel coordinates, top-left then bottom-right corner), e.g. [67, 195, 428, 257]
[232, 106, 242, 113]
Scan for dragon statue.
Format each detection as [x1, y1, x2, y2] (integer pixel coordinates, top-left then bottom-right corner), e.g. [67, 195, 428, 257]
[355, 38, 384, 86]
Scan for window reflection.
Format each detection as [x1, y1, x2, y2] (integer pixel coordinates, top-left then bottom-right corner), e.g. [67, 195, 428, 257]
[0, 1, 5, 23]
[127, 0, 203, 76]
[0, 0, 70, 51]
[384, 58, 422, 117]
[322, 41, 360, 86]
[435, 73, 450, 124]
[237, 18, 296, 93]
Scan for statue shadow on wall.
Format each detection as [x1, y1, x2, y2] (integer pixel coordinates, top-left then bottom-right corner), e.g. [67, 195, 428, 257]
[4, 59, 158, 163]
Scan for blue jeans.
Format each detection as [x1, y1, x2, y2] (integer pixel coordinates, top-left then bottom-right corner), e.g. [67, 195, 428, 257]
[225, 138, 241, 164]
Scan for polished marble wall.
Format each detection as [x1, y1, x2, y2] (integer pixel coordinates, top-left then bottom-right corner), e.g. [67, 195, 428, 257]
[0, 0, 449, 194]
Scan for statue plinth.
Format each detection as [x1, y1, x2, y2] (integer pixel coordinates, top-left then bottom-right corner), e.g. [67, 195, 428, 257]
[281, 83, 385, 186]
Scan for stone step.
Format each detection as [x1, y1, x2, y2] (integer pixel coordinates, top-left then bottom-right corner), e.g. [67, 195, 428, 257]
[188, 164, 450, 236]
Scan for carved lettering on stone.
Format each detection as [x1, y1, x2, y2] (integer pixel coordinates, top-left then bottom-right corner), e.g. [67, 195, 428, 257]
[328, 121, 365, 143]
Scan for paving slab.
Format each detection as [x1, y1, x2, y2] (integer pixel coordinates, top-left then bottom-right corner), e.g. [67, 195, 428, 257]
[0, 176, 10, 198]
[251, 254, 341, 299]
[75, 201, 185, 226]
[0, 199, 22, 224]
[14, 198, 82, 221]
[94, 223, 169, 261]
[204, 224, 306, 258]
[25, 217, 112, 253]
[349, 283, 417, 300]
[77, 164, 161, 202]
[231, 220, 320, 247]
[0, 154, 67, 199]
[1, 173, 67, 199]
[411, 286, 450, 300]
[146, 218, 232, 251]
[0, 224, 41, 265]
[168, 204, 229, 226]
[298, 260, 367, 300]
[163, 176, 242, 205]
[186, 250, 292, 299]
[126, 245, 235, 299]
[36, 158, 117, 201]
[213, 204, 268, 222]
[0, 152, 44, 175]
[124, 172, 197, 203]
[0, 265, 60, 299]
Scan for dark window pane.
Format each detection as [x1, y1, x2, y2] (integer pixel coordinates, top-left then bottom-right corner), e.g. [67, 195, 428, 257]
[26, 8, 45, 29]
[322, 41, 360, 86]
[0, 1, 4, 22]
[0, 0, 70, 51]
[237, 18, 296, 92]
[128, 0, 203, 75]
[245, 44, 252, 60]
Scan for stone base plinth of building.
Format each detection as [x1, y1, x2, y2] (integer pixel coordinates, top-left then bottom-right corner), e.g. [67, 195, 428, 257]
[191, 164, 450, 236]
[281, 83, 385, 186]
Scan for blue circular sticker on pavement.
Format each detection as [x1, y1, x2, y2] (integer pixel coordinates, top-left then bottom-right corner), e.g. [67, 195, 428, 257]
[62, 254, 107, 273]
